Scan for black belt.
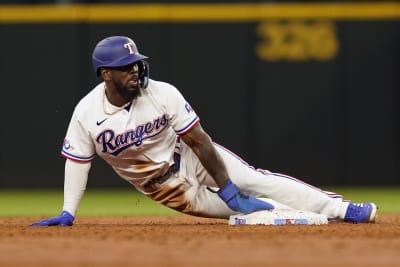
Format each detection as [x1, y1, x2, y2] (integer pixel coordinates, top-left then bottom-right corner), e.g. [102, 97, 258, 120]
[143, 153, 181, 189]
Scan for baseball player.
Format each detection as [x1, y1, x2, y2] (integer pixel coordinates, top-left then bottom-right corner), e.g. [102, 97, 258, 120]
[30, 36, 377, 227]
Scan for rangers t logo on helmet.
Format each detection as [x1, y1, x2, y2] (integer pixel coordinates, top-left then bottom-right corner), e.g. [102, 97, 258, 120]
[124, 42, 137, 55]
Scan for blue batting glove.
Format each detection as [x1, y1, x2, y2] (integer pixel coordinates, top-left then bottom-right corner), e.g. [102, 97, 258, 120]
[218, 179, 274, 214]
[29, 211, 75, 227]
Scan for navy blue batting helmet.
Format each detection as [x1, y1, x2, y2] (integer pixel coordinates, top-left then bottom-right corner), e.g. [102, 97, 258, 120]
[92, 36, 148, 75]
[92, 36, 149, 89]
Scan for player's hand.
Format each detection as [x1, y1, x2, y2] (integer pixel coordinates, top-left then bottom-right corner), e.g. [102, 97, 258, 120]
[217, 179, 274, 214]
[29, 211, 75, 227]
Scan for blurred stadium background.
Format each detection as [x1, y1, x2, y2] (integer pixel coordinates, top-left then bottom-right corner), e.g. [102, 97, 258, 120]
[0, 1, 398, 193]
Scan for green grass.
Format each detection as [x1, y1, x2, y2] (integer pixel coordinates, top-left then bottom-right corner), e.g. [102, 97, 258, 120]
[0, 187, 399, 216]
[0, 189, 179, 216]
[326, 187, 400, 213]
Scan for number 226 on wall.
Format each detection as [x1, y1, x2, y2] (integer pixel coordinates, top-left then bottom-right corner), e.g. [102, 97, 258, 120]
[256, 20, 339, 62]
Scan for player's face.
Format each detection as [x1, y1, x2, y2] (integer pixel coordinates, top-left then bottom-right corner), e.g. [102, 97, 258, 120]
[109, 62, 141, 101]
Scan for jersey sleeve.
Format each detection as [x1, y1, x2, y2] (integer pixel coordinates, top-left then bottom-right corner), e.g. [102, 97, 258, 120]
[164, 84, 200, 135]
[62, 159, 90, 216]
[61, 107, 96, 162]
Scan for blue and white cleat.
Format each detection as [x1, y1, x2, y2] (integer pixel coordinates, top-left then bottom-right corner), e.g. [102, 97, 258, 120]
[344, 202, 377, 223]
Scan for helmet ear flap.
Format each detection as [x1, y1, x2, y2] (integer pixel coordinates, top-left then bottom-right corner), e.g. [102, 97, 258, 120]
[138, 60, 150, 89]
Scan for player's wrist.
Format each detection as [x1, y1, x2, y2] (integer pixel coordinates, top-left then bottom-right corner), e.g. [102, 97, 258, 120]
[217, 179, 238, 202]
[216, 178, 274, 213]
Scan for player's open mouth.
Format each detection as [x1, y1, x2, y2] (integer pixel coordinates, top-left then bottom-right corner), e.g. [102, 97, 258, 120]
[128, 78, 138, 87]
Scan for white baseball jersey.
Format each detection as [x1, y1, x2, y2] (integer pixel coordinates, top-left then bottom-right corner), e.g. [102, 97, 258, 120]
[61, 79, 199, 191]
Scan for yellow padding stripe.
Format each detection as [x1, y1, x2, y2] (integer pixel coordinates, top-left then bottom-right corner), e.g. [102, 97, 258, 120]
[0, 3, 399, 23]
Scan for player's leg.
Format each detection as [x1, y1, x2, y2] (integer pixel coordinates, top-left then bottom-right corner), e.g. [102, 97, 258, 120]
[154, 142, 375, 222]
[212, 143, 377, 222]
[209, 143, 350, 220]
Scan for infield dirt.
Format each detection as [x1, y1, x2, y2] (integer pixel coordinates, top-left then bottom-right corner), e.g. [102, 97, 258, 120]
[0, 214, 399, 267]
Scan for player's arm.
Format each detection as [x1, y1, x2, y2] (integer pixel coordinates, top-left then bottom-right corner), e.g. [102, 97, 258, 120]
[29, 159, 90, 226]
[180, 123, 228, 188]
[180, 123, 274, 213]
[62, 159, 90, 216]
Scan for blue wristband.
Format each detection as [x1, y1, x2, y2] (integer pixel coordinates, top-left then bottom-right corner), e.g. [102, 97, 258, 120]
[217, 179, 274, 213]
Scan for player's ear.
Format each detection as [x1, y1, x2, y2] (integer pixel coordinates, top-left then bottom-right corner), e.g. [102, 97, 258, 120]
[100, 68, 111, 81]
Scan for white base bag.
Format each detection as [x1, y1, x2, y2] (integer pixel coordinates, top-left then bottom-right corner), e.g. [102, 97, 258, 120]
[229, 209, 328, 225]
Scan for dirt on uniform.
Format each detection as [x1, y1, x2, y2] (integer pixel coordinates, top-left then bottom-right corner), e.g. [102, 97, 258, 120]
[0, 214, 399, 267]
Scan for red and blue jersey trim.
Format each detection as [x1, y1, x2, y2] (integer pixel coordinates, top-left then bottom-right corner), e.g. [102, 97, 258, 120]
[61, 149, 95, 163]
[175, 116, 200, 135]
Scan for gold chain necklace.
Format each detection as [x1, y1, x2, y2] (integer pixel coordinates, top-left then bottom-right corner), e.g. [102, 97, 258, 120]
[102, 85, 132, 116]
